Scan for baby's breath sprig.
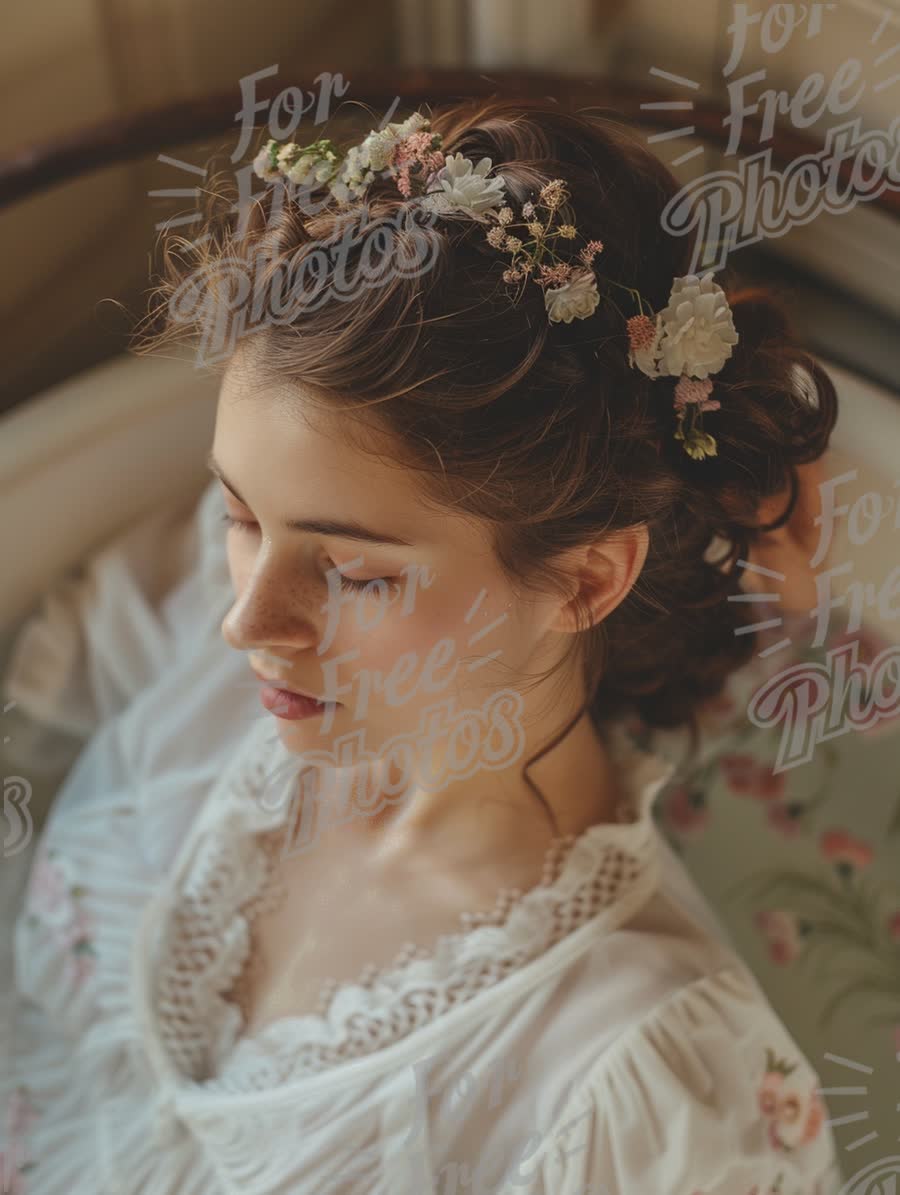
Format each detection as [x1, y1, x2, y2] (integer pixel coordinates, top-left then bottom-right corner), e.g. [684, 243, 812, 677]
[482, 181, 738, 461]
[252, 105, 740, 463]
[484, 179, 606, 323]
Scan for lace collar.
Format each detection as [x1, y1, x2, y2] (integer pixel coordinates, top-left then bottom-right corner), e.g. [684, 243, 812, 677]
[144, 713, 678, 1091]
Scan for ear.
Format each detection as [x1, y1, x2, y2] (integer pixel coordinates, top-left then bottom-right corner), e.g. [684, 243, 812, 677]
[549, 523, 650, 634]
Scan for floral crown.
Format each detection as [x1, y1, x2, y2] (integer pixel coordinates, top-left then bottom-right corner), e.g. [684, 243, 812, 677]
[253, 110, 739, 461]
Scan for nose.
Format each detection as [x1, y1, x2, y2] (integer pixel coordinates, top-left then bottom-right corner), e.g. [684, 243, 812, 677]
[221, 557, 321, 657]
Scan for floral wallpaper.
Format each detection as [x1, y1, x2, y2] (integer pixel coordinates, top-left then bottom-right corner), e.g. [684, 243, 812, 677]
[642, 609, 900, 1185]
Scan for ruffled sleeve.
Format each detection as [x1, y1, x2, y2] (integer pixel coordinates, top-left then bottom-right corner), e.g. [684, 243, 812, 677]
[2, 478, 228, 747]
[528, 965, 844, 1195]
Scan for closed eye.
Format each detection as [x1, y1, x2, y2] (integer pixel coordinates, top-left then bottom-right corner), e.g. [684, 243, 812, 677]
[220, 513, 400, 595]
[221, 512, 255, 532]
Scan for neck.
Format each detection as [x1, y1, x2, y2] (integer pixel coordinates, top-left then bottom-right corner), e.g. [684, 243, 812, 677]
[330, 702, 623, 868]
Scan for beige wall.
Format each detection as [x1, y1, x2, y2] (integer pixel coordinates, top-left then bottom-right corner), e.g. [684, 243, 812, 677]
[0, 0, 397, 409]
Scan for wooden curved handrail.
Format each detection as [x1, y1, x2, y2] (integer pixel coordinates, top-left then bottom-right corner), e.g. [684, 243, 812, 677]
[2, 66, 896, 218]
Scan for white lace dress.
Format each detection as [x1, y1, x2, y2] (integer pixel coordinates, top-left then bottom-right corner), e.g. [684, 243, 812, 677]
[0, 481, 844, 1194]
[0, 701, 845, 1195]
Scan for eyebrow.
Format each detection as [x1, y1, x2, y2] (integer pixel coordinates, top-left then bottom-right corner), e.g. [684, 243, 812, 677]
[206, 452, 418, 547]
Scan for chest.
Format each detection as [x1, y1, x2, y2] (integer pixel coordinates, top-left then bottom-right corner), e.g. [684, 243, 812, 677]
[225, 830, 503, 1038]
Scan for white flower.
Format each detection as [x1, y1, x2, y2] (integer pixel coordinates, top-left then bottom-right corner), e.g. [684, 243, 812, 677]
[276, 142, 301, 170]
[420, 153, 508, 221]
[354, 112, 430, 174]
[361, 131, 393, 173]
[252, 143, 281, 182]
[285, 153, 320, 186]
[393, 111, 429, 140]
[328, 144, 375, 202]
[544, 269, 600, 323]
[328, 179, 351, 204]
[654, 272, 739, 379]
[310, 111, 434, 203]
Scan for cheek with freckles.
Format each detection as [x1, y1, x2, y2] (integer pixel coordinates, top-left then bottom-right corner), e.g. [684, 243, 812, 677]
[325, 572, 518, 727]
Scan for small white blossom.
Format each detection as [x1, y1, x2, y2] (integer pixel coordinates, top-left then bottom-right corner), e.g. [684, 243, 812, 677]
[363, 131, 394, 172]
[276, 142, 301, 170]
[286, 154, 320, 186]
[354, 112, 430, 174]
[329, 144, 377, 201]
[252, 142, 281, 182]
[397, 111, 429, 138]
[544, 269, 600, 323]
[420, 153, 508, 220]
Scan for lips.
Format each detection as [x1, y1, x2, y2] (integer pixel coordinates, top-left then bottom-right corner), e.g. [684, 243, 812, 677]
[259, 686, 329, 719]
[250, 668, 336, 705]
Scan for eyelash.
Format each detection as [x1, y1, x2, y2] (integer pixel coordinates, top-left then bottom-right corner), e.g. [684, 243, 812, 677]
[220, 512, 399, 594]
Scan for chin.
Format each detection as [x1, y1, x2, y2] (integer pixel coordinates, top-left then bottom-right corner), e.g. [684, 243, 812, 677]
[273, 713, 340, 750]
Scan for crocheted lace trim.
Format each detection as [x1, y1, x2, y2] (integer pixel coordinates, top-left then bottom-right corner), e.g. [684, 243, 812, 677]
[150, 719, 672, 1091]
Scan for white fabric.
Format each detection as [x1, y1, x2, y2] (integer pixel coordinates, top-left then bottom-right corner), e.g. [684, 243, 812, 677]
[0, 481, 844, 1194]
[2, 479, 228, 745]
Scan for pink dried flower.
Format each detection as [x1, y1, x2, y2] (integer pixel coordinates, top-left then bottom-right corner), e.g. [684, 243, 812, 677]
[390, 132, 444, 198]
[627, 314, 657, 352]
[674, 375, 721, 412]
[536, 262, 574, 288]
[579, 239, 604, 265]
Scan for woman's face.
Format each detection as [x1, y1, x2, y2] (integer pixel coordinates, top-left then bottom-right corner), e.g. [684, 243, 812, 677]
[211, 357, 569, 786]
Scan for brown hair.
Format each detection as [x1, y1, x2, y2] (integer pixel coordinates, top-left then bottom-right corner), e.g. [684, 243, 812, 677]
[133, 96, 838, 831]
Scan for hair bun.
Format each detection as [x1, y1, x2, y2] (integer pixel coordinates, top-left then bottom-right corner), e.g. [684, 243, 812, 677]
[726, 284, 795, 353]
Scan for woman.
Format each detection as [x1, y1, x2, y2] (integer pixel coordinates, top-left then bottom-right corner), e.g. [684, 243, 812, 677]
[1, 97, 843, 1193]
